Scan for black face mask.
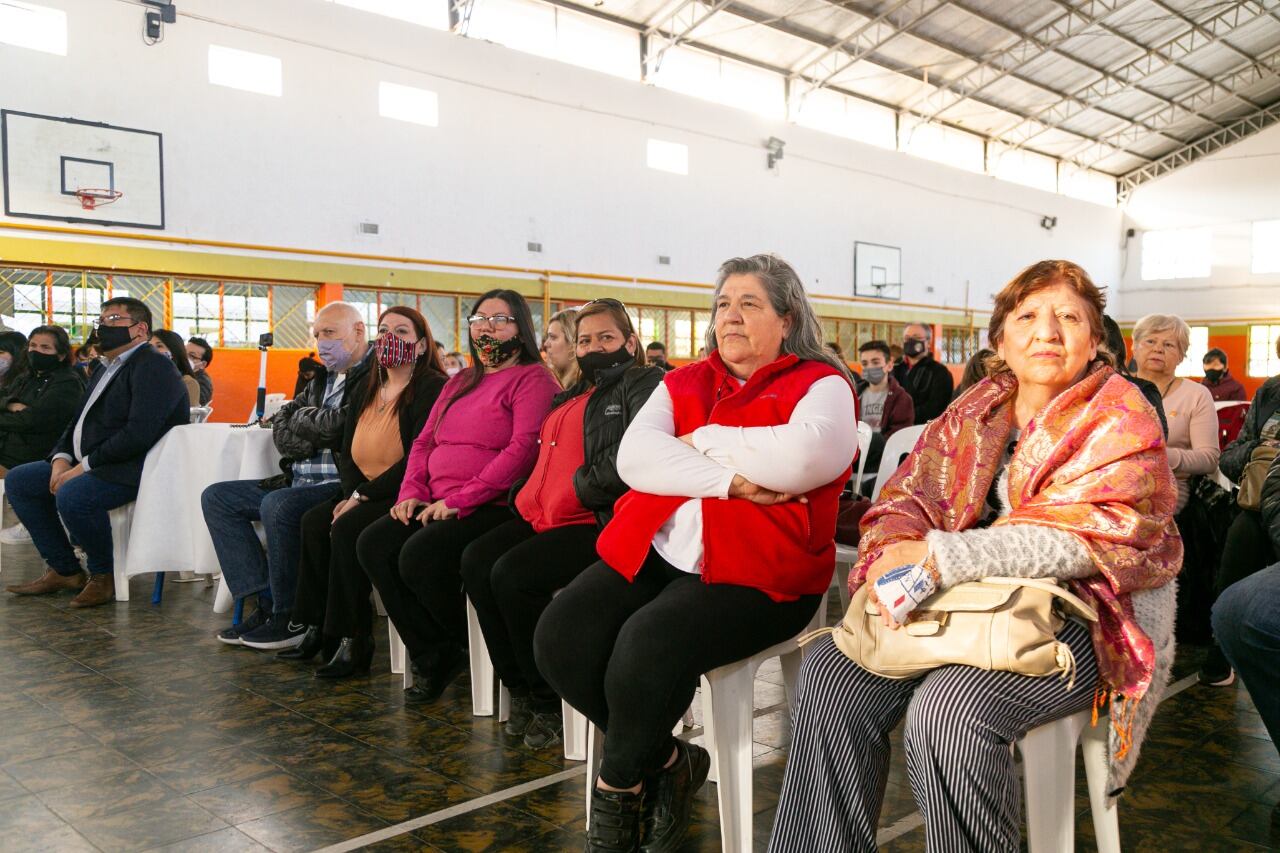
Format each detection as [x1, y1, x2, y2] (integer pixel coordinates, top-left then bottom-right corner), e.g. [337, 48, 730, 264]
[96, 323, 137, 351]
[903, 338, 927, 358]
[577, 346, 632, 383]
[1203, 368, 1224, 384]
[29, 351, 63, 373]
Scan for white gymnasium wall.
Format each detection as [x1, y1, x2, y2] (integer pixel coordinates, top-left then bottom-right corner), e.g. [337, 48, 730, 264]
[1119, 124, 1280, 322]
[0, 0, 1124, 311]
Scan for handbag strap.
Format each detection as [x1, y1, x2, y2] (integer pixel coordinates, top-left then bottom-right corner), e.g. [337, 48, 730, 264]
[977, 576, 1098, 622]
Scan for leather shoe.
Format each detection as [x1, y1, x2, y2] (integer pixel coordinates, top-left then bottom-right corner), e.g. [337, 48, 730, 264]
[404, 645, 466, 705]
[314, 636, 374, 678]
[587, 784, 644, 852]
[277, 625, 325, 660]
[7, 568, 87, 596]
[68, 574, 115, 608]
[639, 739, 710, 853]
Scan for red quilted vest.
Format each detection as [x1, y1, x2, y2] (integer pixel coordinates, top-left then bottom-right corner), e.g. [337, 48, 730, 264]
[596, 353, 853, 600]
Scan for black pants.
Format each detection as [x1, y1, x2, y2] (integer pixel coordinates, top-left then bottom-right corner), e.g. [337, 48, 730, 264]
[460, 518, 599, 712]
[534, 551, 821, 788]
[292, 496, 393, 639]
[356, 505, 510, 664]
[1216, 509, 1275, 597]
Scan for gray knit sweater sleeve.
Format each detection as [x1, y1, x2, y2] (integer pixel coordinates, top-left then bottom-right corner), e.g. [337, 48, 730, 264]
[925, 524, 1095, 589]
[924, 466, 1095, 589]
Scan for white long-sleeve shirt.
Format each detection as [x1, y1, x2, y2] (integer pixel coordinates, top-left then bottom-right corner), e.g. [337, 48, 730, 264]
[615, 374, 857, 573]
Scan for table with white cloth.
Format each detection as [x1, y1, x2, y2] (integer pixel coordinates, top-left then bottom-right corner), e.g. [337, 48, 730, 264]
[124, 422, 281, 611]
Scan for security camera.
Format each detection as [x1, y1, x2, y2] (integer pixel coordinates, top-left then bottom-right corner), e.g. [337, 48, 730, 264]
[766, 137, 785, 169]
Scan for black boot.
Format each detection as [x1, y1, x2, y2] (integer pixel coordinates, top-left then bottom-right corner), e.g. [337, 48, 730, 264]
[277, 625, 324, 660]
[505, 693, 534, 737]
[639, 739, 710, 853]
[586, 784, 644, 853]
[314, 636, 374, 678]
[404, 644, 466, 705]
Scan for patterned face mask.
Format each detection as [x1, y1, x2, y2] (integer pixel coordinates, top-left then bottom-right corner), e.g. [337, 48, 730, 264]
[474, 334, 523, 368]
[377, 333, 418, 368]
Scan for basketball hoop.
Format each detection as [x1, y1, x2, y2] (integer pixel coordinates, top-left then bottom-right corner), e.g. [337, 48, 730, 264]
[75, 188, 124, 210]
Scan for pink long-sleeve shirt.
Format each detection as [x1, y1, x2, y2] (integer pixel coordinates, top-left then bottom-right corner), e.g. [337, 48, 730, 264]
[397, 362, 560, 516]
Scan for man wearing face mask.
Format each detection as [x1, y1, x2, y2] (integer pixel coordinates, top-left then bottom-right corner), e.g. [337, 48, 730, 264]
[185, 337, 215, 406]
[892, 322, 954, 425]
[201, 302, 373, 650]
[5, 299, 188, 607]
[1201, 348, 1246, 402]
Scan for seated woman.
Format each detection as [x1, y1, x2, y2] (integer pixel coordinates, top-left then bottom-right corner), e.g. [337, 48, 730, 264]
[0, 326, 83, 478]
[0, 331, 29, 397]
[769, 261, 1180, 853]
[461, 299, 661, 749]
[1131, 313, 1219, 513]
[150, 329, 201, 406]
[541, 307, 581, 389]
[281, 306, 448, 676]
[535, 254, 857, 852]
[358, 289, 560, 703]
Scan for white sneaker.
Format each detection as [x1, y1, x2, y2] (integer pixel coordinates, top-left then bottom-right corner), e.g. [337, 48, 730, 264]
[0, 524, 32, 545]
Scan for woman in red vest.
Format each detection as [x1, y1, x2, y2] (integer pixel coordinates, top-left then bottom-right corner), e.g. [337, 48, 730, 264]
[460, 298, 662, 750]
[535, 254, 857, 853]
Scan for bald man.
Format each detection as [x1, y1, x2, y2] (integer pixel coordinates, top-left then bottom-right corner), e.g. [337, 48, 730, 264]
[202, 302, 372, 650]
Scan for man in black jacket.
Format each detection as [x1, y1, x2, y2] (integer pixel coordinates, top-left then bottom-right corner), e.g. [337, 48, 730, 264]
[5, 298, 188, 607]
[892, 322, 954, 424]
[202, 301, 370, 650]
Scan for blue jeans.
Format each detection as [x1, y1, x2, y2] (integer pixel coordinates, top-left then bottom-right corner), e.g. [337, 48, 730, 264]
[1213, 563, 1280, 745]
[200, 479, 341, 612]
[6, 461, 137, 576]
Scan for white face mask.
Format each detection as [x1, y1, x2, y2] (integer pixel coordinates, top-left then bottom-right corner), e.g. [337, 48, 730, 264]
[445, 366, 462, 377]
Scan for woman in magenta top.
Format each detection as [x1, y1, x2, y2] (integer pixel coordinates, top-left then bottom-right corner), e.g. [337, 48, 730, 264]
[357, 289, 559, 704]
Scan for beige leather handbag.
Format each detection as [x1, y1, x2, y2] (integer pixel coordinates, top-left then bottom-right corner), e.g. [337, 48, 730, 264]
[805, 577, 1098, 686]
[1236, 445, 1278, 511]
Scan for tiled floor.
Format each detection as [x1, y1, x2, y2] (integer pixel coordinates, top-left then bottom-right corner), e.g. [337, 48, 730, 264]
[0, 543, 1277, 852]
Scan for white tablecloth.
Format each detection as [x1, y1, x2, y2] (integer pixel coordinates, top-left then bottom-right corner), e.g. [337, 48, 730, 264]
[125, 423, 281, 580]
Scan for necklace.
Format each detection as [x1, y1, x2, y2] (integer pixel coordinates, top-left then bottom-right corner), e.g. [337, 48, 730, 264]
[376, 384, 400, 413]
[1158, 377, 1177, 398]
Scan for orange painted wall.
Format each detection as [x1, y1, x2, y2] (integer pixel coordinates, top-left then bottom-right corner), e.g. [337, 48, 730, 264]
[203, 348, 315, 422]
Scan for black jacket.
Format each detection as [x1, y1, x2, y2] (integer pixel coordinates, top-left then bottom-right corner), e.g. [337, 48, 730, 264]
[50, 344, 189, 487]
[337, 368, 448, 501]
[1221, 375, 1280, 484]
[272, 350, 374, 461]
[894, 355, 954, 424]
[0, 365, 84, 469]
[1260, 452, 1280, 554]
[521, 362, 663, 527]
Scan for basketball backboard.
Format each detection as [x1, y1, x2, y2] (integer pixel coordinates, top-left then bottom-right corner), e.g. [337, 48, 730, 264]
[1, 109, 164, 229]
[854, 241, 902, 300]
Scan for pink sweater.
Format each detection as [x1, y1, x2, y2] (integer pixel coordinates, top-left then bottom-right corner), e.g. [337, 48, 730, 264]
[397, 362, 559, 516]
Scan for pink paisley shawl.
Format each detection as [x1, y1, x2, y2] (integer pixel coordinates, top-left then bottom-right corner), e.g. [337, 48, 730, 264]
[852, 361, 1182, 704]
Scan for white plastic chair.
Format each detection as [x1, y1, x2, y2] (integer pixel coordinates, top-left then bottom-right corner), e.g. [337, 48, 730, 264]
[697, 589, 829, 852]
[871, 424, 925, 503]
[189, 406, 213, 424]
[1019, 709, 1120, 853]
[1214, 400, 1250, 412]
[582, 591, 831, 846]
[465, 597, 589, 759]
[854, 421, 873, 486]
[108, 503, 134, 601]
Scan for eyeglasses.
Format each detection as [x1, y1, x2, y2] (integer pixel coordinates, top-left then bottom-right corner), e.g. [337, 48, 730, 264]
[93, 314, 135, 328]
[1136, 338, 1182, 353]
[467, 314, 518, 329]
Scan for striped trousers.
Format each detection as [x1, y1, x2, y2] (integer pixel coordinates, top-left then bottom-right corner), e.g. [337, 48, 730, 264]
[769, 620, 1098, 852]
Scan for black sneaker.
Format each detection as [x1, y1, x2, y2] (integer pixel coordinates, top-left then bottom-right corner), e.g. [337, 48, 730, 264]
[240, 614, 309, 650]
[216, 605, 267, 646]
[1199, 643, 1235, 686]
[505, 694, 534, 737]
[523, 710, 563, 750]
[587, 785, 644, 853]
[639, 740, 710, 853]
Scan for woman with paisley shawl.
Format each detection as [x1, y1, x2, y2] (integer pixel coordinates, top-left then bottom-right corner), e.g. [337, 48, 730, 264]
[770, 260, 1181, 853]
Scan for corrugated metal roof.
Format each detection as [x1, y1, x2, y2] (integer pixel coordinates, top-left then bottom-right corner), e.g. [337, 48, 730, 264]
[533, 0, 1280, 196]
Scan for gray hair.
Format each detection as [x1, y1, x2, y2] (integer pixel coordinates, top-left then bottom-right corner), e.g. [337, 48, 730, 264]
[1132, 313, 1190, 356]
[707, 254, 853, 383]
[905, 322, 932, 341]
